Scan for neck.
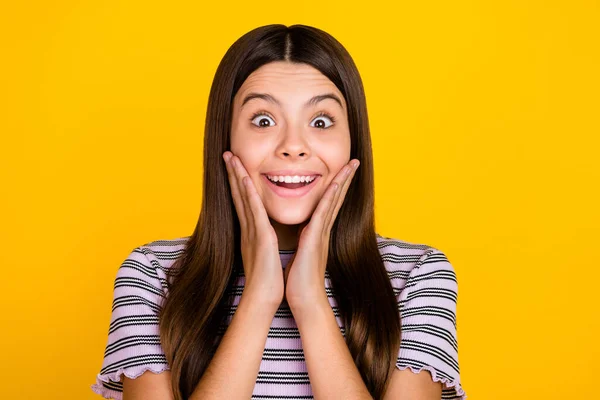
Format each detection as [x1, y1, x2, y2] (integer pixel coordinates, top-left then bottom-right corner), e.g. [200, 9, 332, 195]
[269, 219, 300, 251]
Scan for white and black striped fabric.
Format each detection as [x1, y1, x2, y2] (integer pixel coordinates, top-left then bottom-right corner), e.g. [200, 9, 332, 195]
[91, 234, 466, 399]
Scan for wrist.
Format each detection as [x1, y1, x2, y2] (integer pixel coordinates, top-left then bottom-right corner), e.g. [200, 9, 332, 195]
[288, 292, 330, 324]
[241, 286, 283, 313]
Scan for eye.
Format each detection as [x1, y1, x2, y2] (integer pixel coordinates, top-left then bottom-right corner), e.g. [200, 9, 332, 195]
[250, 111, 276, 128]
[310, 112, 336, 129]
[250, 111, 337, 129]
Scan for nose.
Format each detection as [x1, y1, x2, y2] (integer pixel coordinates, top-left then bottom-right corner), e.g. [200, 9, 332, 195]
[277, 125, 310, 159]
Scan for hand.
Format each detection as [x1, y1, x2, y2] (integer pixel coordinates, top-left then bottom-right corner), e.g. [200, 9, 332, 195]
[284, 159, 360, 311]
[223, 151, 284, 308]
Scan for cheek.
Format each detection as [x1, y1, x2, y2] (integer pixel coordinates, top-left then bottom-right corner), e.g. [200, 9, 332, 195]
[319, 134, 350, 164]
[228, 146, 265, 192]
[233, 152, 261, 175]
[230, 127, 271, 161]
[230, 120, 255, 155]
[324, 149, 352, 181]
[230, 135, 261, 171]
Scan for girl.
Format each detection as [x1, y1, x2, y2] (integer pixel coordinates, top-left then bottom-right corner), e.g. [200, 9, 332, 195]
[92, 24, 466, 400]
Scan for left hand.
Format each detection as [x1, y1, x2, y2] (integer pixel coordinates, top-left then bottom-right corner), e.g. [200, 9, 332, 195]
[284, 158, 360, 311]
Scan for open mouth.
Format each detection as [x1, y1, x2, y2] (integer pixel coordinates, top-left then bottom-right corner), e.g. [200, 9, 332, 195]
[267, 180, 314, 189]
[262, 174, 321, 197]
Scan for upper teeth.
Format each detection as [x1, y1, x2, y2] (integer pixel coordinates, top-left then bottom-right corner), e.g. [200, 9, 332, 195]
[267, 175, 317, 183]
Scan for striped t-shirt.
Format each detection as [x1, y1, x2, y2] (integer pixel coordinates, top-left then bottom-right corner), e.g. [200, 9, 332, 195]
[92, 234, 466, 399]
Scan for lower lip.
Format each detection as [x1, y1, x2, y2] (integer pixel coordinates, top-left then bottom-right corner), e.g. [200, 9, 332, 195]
[262, 175, 320, 198]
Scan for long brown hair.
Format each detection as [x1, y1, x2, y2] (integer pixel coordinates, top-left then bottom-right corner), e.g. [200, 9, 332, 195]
[159, 24, 401, 400]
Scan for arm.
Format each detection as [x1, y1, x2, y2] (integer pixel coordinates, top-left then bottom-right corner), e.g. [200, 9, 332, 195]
[292, 294, 443, 400]
[190, 291, 278, 399]
[123, 291, 279, 400]
[123, 371, 173, 400]
[382, 368, 441, 400]
[92, 246, 172, 400]
[292, 293, 373, 400]
[387, 247, 465, 400]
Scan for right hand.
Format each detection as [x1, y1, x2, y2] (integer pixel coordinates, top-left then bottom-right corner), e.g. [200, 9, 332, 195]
[223, 151, 284, 308]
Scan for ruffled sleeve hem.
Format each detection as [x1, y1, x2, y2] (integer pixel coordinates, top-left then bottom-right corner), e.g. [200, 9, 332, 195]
[91, 365, 171, 400]
[395, 363, 467, 400]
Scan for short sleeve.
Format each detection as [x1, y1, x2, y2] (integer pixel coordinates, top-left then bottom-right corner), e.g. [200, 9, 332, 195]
[396, 248, 467, 400]
[91, 247, 170, 400]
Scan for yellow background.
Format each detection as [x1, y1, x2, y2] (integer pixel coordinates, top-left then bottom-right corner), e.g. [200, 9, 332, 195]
[1, 1, 598, 399]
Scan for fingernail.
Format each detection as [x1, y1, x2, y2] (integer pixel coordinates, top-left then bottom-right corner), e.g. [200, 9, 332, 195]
[223, 153, 231, 162]
[352, 160, 360, 169]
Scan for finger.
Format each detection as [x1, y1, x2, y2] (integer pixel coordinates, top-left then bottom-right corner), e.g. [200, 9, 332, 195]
[231, 155, 256, 233]
[326, 160, 359, 233]
[310, 160, 355, 236]
[242, 174, 272, 234]
[309, 178, 340, 236]
[325, 160, 360, 232]
[223, 152, 248, 231]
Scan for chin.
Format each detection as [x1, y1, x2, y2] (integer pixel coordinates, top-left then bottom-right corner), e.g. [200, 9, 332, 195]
[266, 207, 312, 226]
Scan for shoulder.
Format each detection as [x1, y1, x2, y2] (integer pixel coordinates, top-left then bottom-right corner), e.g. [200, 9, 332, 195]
[375, 233, 457, 299]
[92, 237, 190, 399]
[376, 235, 465, 399]
[114, 236, 190, 296]
[136, 236, 189, 267]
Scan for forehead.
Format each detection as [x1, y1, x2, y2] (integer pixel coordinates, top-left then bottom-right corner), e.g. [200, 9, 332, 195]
[235, 61, 346, 110]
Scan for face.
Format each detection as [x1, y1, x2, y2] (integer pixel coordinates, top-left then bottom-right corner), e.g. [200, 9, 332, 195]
[230, 61, 351, 226]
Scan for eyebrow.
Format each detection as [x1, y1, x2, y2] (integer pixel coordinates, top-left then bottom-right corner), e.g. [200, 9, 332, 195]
[240, 92, 344, 111]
